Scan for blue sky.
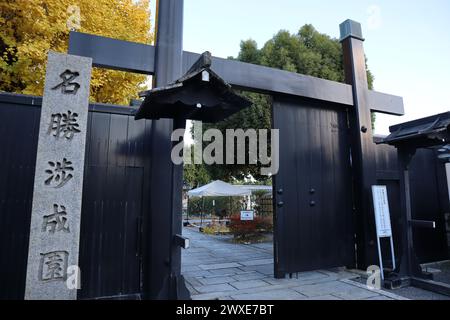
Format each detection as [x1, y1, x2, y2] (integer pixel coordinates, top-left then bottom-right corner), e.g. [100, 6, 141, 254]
[152, 0, 450, 135]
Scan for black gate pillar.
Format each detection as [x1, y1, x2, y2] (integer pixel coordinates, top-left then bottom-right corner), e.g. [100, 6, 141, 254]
[396, 149, 424, 279]
[340, 20, 378, 269]
[145, 0, 190, 300]
[386, 147, 434, 288]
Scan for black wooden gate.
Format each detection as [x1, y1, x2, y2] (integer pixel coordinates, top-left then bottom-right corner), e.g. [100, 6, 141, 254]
[77, 111, 152, 299]
[272, 96, 355, 277]
[0, 93, 153, 300]
[78, 166, 143, 299]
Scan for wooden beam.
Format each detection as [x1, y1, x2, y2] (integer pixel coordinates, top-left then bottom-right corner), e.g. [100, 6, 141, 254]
[183, 51, 354, 106]
[68, 32, 155, 75]
[68, 32, 404, 115]
[367, 90, 404, 116]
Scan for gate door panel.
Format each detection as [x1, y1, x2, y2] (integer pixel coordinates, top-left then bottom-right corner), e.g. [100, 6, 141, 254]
[273, 96, 355, 277]
[78, 166, 143, 299]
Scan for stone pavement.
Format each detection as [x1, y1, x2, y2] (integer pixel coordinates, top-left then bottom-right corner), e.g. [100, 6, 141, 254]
[181, 227, 406, 300]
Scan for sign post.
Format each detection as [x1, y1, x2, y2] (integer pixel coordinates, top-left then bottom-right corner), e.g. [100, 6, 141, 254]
[371, 185, 396, 280]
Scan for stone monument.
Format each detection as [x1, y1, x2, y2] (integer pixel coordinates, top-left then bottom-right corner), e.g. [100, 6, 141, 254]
[25, 51, 92, 300]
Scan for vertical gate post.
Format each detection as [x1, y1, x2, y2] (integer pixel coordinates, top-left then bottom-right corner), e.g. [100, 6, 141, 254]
[392, 148, 430, 285]
[340, 20, 378, 269]
[145, 0, 190, 299]
[397, 150, 419, 278]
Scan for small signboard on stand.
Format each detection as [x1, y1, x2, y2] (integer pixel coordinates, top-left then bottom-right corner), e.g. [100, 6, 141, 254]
[240, 210, 254, 221]
[372, 185, 396, 280]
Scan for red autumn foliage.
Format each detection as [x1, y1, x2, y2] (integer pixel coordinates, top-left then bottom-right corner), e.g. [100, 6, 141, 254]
[229, 214, 273, 239]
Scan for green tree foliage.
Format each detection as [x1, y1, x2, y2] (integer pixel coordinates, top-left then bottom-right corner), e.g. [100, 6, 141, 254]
[199, 91, 273, 182]
[184, 162, 211, 189]
[238, 25, 374, 86]
[187, 24, 376, 183]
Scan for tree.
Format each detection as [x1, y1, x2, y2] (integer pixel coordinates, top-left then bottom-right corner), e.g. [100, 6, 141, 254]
[199, 91, 273, 182]
[184, 161, 210, 189]
[198, 24, 376, 182]
[0, 0, 152, 104]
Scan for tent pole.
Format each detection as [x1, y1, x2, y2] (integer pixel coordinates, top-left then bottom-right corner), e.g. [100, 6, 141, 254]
[186, 197, 190, 224]
[201, 197, 204, 227]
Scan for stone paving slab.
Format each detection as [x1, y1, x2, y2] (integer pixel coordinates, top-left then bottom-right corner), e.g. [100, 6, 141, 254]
[291, 281, 353, 297]
[205, 268, 248, 277]
[191, 292, 239, 300]
[194, 283, 237, 294]
[308, 295, 343, 300]
[230, 279, 271, 290]
[181, 265, 201, 272]
[182, 227, 404, 301]
[364, 295, 393, 300]
[295, 271, 330, 280]
[182, 270, 214, 278]
[229, 289, 307, 300]
[340, 278, 410, 300]
[263, 274, 343, 287]
[198, 262, 242, 270]
[184, 283, 199, 295]
[185, 276, 203, 287]
[328, 284, 380, 300]
[238, 258, 273, 266]
[239, 264, 273, 275]
[198, 276, 236, 285]
[231, 272, 268, 281]
[290, 279, 387, 300]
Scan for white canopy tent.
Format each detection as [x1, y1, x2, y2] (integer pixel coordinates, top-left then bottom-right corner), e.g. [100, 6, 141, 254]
[188, 180, 251, 198]
[186, 180, 252, 226]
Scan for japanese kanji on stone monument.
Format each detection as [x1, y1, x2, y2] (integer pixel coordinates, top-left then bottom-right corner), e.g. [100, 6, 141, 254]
[25, 52, 92, 300]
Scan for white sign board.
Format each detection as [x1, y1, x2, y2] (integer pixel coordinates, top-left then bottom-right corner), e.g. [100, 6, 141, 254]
[371, 185, 396, 280]
[372, 186, 393, 238]
[240, 210, 254, 221]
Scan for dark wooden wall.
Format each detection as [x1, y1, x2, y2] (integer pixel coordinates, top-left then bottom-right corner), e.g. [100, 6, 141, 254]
[78, 107, 153, 299]
[0, 95, 40, 300]
[374, 137, 449, 265]
[0, 93, 154, 300]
